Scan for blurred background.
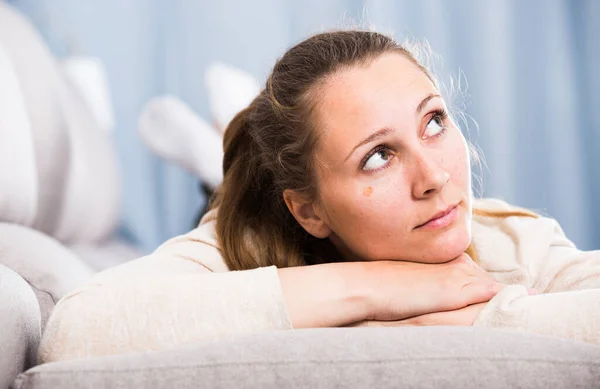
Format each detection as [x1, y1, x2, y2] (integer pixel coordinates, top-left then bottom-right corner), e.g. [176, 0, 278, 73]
[8, 0, 599, 252]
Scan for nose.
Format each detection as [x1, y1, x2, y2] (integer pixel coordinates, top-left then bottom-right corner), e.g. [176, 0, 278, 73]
[411, 151, 450, 199]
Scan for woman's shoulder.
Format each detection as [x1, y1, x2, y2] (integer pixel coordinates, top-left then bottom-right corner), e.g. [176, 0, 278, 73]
[153, 208, 228, 271]
[472, 197, 538, 216]
[471, 197, 554, 233]
[89, 209, 228, 284]
[470, 198, 574, 269]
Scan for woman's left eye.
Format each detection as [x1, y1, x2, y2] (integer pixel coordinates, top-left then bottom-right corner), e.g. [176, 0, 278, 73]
[423, 114, 446, 138]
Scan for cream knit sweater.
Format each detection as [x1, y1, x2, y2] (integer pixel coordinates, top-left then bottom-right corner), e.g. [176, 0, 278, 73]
[38, 198, 600, 363]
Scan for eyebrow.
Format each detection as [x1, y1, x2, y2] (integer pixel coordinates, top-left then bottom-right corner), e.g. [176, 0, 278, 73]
[416, 93, 440, 115]
[344, 127, 393, 162]
[344, 93, 441, 162]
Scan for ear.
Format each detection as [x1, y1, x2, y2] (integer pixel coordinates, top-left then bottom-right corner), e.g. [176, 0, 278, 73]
[283, 189, 332, 239]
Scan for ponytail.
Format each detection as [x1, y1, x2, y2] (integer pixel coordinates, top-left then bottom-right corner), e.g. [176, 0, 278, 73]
[212, 105, 308, 270]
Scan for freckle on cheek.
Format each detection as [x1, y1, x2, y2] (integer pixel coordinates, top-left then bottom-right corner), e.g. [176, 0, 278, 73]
[362, 186, 374, 197]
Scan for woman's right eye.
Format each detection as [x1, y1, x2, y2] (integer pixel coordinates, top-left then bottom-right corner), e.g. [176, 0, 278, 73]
[362, 147, 393, 171]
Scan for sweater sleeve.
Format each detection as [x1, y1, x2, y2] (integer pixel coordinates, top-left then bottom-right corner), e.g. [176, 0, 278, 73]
[473, 215, 600, 344]
[37, 216, 293, 363]
[473, 285, 600, 344]
[530, 218, 600, 292]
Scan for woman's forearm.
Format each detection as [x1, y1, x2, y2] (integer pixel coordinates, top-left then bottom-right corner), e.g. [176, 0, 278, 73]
[278, 261, 373, 328]
[279, 255, 507, 328]
[39, 266, 294, 363]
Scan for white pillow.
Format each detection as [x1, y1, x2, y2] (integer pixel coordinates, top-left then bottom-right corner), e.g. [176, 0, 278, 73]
[205, 61, 260, 132]
[0, 43, 38, 226]
[0, 4, 121, 243]
[138, 63, 261, 189]
[61, 56, 115, 133]
[139, 95, 223, 189]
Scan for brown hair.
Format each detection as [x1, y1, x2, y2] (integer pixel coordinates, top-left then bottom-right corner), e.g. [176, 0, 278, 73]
[210, 30, 535, 271]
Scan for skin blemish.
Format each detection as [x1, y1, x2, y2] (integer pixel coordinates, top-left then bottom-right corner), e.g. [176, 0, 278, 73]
[362, 186, 374, 197]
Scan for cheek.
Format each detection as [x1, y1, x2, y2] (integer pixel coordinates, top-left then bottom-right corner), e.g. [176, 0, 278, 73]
[446, 133, 471, 189]
[351, 175, 414, 234]
[321, 174, 410, 232]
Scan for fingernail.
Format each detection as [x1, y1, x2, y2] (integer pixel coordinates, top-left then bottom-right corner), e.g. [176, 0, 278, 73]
[528, 288, 538, 295]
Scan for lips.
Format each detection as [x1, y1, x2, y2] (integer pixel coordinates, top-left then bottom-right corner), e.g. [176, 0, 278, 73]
[415, 203, 459, 229]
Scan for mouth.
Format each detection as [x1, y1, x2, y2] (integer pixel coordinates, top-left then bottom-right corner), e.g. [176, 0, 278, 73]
[415, 203, 460, 230]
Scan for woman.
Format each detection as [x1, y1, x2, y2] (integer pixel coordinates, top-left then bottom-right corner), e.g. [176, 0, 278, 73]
[39, 30, 600, 363]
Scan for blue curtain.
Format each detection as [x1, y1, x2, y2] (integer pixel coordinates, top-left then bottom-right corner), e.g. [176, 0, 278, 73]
[10, 0, 600, 251]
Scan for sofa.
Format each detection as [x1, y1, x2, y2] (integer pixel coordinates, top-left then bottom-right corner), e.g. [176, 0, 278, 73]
[1, 3, 600, 388]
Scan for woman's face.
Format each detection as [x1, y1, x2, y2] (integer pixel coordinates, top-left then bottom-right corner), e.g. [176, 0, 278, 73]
[308, 53, 472, 263]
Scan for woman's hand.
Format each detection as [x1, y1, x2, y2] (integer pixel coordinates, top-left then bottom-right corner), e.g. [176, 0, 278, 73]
[347, 303, 487, 328]
[361, 253, 506, 322]
[279, 253, 506, 329]
[349, 287, 537, 328]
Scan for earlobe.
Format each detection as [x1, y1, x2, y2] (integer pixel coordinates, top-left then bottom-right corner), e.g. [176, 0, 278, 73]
[283, 190, 332, 239]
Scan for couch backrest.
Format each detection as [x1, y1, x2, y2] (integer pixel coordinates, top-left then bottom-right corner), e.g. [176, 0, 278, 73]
[0, 4, 121, 244]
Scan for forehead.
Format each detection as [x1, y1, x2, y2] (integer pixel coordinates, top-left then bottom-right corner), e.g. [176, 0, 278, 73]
[313, 53, 437, 161]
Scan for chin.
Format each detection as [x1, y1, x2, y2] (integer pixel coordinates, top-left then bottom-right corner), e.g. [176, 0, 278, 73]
[419, 225, 472, 264]
[427, 243, 469, 263]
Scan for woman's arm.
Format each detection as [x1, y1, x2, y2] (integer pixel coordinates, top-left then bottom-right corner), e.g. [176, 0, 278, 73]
[39, 252, 502, 363]
[38, 258, 294, 363]
[280, 254, 505, 329]
[38, 220, 296, 363]
[38, 218, 505, 363]
[357, 285, 600, 345]
[530, 217, 600, 292]
[473, 285, 600, 344]
[474, 218, 600, 343]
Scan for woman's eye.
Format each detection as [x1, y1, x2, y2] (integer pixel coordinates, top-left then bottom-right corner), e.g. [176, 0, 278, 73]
[424, 115, 445, 138]
[363, 148, 392, 171]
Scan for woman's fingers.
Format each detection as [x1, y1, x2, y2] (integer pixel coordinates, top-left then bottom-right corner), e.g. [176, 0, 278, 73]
[458, 280, 507, 307]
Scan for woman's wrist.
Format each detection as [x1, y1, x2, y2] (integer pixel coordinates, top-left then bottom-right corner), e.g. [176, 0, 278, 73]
[277, 261, 373, 328]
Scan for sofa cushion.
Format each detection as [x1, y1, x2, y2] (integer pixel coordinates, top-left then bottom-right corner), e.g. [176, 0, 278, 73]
[13, 327, 600, 389]
[0, 265, 41, 389]
[0, 223, 94, 329]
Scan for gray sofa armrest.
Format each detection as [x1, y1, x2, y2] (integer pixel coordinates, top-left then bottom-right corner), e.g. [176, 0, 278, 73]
[0, 223, 94, 329]
[14, 327, 600, 389]
[0, 265, 41, 389]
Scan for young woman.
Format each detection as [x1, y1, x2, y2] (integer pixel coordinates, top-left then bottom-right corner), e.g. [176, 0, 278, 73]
[39, 30, 600, 363]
